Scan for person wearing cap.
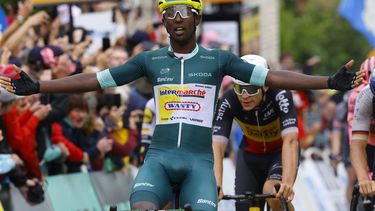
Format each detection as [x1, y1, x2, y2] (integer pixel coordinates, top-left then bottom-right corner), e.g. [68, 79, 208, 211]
[0, 0, 365, 210]
[213, 55, 299, 211]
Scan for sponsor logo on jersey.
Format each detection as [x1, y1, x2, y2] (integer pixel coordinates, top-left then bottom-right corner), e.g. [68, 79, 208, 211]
[282, 118, 297, 127]
[170, 116, 188, 121]
[213, 126, 221, 133]
[263, 108, 275, 120]
[152, 56, 168, 60]
[134, 182, 154, 188]
[216, 99, 231, 121]
[165, 101, 201, 111]
[275, 90, 289, 113]
[159, 89, 206, 98]
[157, 77, 174, 82]
[197, 199, 216, 207]
[160, 67, 170, 74]
[236, 118, 281, 141]
[200, 55, 215, 60]
[188, 72, 212, 77]
[190, 117, 203, 123]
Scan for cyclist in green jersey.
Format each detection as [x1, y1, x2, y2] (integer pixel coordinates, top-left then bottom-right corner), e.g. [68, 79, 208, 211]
[0, 0, 365, 210]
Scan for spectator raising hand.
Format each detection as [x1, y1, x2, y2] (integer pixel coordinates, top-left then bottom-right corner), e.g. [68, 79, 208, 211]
[25, 11, 50, 28]
[96, 137, 113, 157]
[17, 0, 33, 20]
[0, 48, 11, 65]
[2, 11, 50, 52]
[32, 103, 52, 121]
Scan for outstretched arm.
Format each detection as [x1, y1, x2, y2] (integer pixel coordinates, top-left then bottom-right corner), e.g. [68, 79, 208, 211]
[266, 60, 364, 91]
[266, 71, 328, 90]
[0, 66, 101, 94]
[39, 73, 101, 93]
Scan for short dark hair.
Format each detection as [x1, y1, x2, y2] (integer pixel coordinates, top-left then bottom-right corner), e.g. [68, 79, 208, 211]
[68, 94, 89, 113]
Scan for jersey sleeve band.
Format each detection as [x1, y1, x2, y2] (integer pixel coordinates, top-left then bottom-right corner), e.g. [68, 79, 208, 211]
[96, 69, 117, 88]
[250, 66, 269, 86]
[212, 135, 229, 144]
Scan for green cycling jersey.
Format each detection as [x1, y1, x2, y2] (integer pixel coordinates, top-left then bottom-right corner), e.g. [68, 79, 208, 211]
[97, 44, 268, 157]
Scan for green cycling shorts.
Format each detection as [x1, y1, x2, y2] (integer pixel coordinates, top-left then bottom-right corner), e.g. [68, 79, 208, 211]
[130, 148, 218, 211]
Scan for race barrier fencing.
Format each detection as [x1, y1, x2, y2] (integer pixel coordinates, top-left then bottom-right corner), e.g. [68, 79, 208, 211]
[10, 167, 135, 211]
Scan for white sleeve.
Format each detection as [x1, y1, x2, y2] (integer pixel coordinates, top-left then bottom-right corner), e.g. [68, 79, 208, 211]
[352, 86, 373, 141]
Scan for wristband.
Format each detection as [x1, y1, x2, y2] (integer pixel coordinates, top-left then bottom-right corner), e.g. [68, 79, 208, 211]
[16, 15, 25, 23]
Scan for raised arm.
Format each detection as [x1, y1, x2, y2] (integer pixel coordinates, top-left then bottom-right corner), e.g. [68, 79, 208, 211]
[3, 11, 50, 52]
[0, 66, 101, 94]
[0, 52, 147, 95]
[39, 73, 101, 93]
[266, 60, 364, 91]
[0, 0, 33, 47]
[266, 71, 328, 90]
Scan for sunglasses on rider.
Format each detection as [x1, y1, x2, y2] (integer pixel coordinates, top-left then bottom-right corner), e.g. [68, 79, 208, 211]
[233, 84, 261, 96]
[162, 5, 198, 20]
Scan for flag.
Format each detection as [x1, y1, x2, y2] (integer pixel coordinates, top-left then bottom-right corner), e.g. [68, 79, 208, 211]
[339, 0, 375, 47]
[0, 6, 7, 35]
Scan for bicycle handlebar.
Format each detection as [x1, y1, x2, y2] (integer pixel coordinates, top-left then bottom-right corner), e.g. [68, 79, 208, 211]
[222, 184, 289, 211]
[350, 183, 373, 211]
[350, 184, 360, 211]
[274, 184, 289, 211]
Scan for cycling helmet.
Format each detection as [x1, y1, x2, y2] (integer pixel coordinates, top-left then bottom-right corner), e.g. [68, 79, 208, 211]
[158, 0, 203, 15]
[360, 56, 375, 82]
[370, 70, 375, 95]
[233, 54, 268, 85]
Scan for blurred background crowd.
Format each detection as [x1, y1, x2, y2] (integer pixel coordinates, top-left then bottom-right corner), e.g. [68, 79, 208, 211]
[0, 0, 372, 210]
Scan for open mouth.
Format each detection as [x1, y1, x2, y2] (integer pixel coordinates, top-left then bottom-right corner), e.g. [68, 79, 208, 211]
[174, 27, 185, 35]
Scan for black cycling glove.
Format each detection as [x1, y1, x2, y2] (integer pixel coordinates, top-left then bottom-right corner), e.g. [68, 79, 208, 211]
[327, 65, 356, 91]
[11, 71, 40, 95]
[27, 183, 45, 204]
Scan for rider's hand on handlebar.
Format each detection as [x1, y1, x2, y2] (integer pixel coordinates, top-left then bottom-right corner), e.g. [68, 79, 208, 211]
[358, 179, 375, 197]
[217, 186, 224, 200]
[275, 182, 294, 202]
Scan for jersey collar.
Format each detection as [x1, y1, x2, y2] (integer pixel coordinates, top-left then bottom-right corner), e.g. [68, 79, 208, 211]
[168, 44, 199, 60]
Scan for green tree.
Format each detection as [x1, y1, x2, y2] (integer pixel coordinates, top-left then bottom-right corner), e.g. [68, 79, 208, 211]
[280, 0, 372, 74]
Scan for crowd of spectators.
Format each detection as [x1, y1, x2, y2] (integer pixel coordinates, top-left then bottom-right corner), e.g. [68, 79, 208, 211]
[0, 0, 366, 210]
[0, 0, 167, 209]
